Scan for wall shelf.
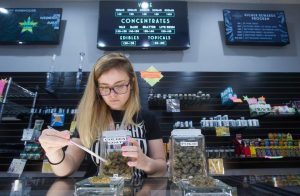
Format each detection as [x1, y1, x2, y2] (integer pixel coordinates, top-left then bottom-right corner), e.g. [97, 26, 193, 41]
[0, 77, 37, 128]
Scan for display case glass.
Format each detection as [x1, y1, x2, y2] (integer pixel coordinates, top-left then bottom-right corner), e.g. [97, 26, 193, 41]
[75, 176, 124, 196]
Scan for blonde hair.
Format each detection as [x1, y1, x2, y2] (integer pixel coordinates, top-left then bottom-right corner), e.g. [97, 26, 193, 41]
[75, 53, 141, 147]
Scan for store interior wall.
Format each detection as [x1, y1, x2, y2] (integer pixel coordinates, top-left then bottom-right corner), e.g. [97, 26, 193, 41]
[0, 0, 299, 72]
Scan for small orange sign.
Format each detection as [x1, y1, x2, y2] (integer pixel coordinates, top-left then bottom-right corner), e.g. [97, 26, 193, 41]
[140, 66, 163, 87]
[140, 71, 162, 79]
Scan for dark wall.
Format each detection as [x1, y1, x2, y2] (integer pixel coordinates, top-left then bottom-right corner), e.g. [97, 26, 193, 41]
[0, 72, 300, 172]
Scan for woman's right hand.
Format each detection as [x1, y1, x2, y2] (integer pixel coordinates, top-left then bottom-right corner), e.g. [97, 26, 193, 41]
[38, 128, 71, 160]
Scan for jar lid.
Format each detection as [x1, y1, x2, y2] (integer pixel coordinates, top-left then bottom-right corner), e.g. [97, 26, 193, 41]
[103, 130, 132, 137]
[171, 129, 202, 137]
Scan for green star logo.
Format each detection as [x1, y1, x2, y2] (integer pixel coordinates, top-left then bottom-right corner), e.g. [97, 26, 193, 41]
[243, 96, 249, 101]
[19, 17, 38, 33]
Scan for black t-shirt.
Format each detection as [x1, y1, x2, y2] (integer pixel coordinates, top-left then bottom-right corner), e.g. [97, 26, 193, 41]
[73, 109, 162, 177]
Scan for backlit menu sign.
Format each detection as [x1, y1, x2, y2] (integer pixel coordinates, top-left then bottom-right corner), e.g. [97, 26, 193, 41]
[97, 1, 190, 50]
[223, 10, 289, 46]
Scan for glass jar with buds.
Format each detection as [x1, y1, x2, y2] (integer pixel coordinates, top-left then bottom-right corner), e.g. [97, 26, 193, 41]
[99, 130, 133, 180]
[169, 129, 207, 183]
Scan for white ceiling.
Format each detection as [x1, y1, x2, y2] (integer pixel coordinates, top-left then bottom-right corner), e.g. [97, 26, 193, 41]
[26, 0, 300, 4]
[189, 0, 300, 4]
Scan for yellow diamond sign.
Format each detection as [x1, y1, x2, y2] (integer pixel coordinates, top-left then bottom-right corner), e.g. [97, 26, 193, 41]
[140, 66, 163, 87]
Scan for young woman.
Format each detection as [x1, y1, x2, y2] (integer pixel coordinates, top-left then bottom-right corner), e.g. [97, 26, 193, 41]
[39, 53, 167, 177]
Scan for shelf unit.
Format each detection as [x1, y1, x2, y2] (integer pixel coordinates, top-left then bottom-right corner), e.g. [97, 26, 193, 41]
[0, 77, 37, 128]
[0, 72, 300, 173]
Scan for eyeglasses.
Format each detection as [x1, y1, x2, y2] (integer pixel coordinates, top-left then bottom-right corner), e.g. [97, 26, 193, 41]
[98, 82, 130, 96]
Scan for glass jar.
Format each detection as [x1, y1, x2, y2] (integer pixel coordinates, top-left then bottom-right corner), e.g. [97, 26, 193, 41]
[100, 130, 133, 180]
[178, 176, 235, 196]
[170, 129, 207, 183]
[75, 175, 124, 196]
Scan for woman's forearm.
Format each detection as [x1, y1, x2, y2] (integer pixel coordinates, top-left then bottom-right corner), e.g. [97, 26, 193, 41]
[47, 146, 85, 177]
[143, 157, 167, 177]
[47, 150, 76, 177]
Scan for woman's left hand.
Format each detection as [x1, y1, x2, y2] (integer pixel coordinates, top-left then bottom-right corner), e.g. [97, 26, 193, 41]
[121, 137, 148, 170]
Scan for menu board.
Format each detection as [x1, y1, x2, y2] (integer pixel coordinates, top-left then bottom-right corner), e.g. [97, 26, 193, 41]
[223, 10, 289, 46]
[0, 8, 62, 45]
[97, 1, 190, 50]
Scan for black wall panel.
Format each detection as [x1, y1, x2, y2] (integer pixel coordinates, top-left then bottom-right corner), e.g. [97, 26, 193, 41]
[0, 72, 299, 172]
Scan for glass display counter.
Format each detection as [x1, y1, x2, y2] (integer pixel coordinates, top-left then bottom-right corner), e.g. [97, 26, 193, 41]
[1, 175, 300, 196]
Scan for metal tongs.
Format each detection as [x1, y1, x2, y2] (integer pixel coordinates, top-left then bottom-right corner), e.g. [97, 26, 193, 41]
[47, 126, 108, 163]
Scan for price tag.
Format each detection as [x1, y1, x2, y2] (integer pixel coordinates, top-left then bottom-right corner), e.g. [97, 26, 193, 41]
[180, 142, 198, 147]
[21, 129, 34, 141]
[215, 127, 230, 137]
[7, 159, 27, 175]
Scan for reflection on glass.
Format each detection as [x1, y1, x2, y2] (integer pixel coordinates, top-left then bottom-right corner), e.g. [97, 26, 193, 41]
[47, 178, 75, 196]
[135, 178, 168, 196]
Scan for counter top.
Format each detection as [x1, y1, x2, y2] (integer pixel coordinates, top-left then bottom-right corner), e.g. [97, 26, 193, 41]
[1, 175, 300, 196]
